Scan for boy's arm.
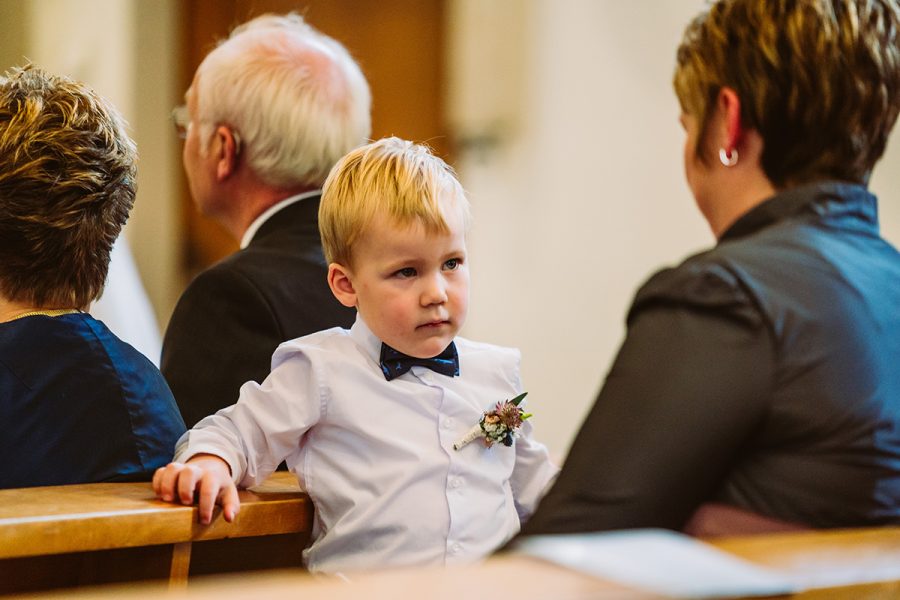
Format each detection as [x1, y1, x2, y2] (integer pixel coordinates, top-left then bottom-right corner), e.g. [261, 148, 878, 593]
[152, 346, 321, 524]
[510, 417, 561, 522]
[499, 349, 560, 522]
[152, 454, 240, 525]
[177, 346, 323, 489]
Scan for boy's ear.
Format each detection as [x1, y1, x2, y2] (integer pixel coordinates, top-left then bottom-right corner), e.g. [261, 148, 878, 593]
[327, 263, 358, 308]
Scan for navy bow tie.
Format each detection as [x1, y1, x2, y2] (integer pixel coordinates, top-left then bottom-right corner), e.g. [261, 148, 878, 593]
[379, 342, 460, 381]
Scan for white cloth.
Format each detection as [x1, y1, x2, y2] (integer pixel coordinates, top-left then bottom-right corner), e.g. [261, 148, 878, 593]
[175, 315, 558, 573]
[239, 190, 320, 249]
[91, 236, 162, 365]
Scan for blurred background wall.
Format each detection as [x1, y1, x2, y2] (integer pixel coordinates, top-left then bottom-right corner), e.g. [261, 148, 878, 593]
[1, 0, 899, 458]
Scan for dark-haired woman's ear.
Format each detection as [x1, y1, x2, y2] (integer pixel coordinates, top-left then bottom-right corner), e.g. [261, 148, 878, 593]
[715, 86, 743, 165]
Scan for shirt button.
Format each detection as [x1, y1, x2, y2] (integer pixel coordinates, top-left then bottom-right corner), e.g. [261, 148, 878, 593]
[443, 418, 454, 429]
[451, 543, 462, 554]
[450, 477, 462, 489]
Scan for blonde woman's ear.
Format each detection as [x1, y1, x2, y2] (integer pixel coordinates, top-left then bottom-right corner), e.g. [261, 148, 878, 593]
[327, 263, 357, 308]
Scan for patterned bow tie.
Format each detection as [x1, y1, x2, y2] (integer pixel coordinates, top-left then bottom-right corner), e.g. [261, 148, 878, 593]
[379, 342, 460, 381]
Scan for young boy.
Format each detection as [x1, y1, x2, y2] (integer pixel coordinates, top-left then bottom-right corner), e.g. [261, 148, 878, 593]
[153, 137, 558, 573]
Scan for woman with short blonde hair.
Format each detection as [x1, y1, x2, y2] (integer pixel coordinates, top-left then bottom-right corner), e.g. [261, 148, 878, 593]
[0, 66, 185, 488]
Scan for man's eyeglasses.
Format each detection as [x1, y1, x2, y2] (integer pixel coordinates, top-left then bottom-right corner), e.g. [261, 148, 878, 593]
[171, 105, 190, 139]
[170, 105, 242, 155]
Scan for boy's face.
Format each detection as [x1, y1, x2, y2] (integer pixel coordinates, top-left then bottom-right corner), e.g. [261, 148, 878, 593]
[330, 198, 469, 359]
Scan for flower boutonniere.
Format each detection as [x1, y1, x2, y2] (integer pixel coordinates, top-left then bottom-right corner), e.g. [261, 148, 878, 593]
[453, 392, 532, 451]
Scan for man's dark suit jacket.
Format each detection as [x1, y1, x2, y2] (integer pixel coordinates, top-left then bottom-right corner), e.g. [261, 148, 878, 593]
[161, 195, 356, 427]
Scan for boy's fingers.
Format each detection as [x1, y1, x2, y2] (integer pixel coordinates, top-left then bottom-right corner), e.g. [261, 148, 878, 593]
[153, 462, 183, 502]
[220, 484, 241, 523]
[196, 474, 221, 525]
[176, 465, 201, 505]
[151, 467, 164, 496]
[151, 458, 236, 525]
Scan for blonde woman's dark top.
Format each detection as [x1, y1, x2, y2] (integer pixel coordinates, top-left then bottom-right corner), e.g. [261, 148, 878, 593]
[0, 313, 185, 488]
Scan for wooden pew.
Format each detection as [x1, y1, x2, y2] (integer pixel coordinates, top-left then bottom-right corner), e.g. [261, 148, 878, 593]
[0, 473, 312, 595]
[4, 472, 899, 600]
[8, 526, 900, 599]
[710, 526, 900, 595]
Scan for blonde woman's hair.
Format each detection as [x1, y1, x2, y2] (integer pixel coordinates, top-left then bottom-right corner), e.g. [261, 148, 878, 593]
[674, 0, 900, 186]
[319, 137, 470, 266]
[0, 65, 136, 308]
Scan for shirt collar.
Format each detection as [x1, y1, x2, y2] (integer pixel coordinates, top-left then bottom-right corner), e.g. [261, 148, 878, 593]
[240, 190, 321, 249]
[349, 313, 383, 365]
[719, 180, 878, 243]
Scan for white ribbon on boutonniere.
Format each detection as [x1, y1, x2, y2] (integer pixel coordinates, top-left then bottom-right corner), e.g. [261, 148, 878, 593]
[453, 392, 532, 450]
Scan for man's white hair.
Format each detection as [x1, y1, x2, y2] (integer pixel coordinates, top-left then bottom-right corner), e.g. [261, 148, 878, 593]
[193, 13, 371, 188]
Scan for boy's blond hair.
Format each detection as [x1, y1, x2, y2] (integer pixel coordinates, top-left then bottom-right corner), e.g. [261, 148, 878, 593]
[319, 137, 470, 266]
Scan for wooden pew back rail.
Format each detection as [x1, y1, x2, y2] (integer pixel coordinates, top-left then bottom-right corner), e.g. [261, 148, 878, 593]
[0, 473, 311, 594]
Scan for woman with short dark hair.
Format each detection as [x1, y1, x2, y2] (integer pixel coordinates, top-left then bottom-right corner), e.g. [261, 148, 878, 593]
[524, 0, 900, 536]
[0, 65, 185, 488]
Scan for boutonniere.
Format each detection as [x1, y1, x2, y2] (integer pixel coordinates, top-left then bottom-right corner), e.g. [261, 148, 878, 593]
[453, 392, 532, 450]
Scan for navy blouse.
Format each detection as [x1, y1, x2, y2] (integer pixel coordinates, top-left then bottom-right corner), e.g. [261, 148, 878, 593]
[524, 181, 900, 533]
[0, 312, 185, 488]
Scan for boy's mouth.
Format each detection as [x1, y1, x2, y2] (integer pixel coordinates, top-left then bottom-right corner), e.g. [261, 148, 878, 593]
[417, 319, 450, 330]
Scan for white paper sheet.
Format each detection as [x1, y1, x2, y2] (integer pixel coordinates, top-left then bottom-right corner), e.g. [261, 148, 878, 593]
[512, 529, 797, 599]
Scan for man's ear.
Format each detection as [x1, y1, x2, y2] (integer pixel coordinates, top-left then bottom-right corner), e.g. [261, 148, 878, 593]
[328, 263, 358, 308]
[213, 125, 240, 181]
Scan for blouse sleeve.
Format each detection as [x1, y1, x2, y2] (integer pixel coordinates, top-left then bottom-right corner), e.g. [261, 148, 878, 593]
[174, 343, 322, 488]
[521, 260, 776, 535]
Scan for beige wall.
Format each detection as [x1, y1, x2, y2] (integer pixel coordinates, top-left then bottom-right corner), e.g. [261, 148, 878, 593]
[0, 1, 26, 67]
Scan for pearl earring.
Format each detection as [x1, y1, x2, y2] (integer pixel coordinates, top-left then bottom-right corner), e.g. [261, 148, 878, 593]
[719, 148, 738, 167]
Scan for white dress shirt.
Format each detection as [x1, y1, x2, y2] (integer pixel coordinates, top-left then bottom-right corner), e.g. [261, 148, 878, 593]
[239, 190, 320, 249]
[175, 315, 558, 573]
[90, 236, 161, 365]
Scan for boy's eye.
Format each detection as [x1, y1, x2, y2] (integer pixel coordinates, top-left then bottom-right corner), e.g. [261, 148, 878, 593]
[395, 267, 417, 278]
[443, 258, 461, 270]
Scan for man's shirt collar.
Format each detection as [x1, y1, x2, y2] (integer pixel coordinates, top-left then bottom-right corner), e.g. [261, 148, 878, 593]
[240, 190, 321, 249]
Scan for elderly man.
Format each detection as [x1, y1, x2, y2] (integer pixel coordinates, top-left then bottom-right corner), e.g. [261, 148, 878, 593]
[162, 14, 370, 427]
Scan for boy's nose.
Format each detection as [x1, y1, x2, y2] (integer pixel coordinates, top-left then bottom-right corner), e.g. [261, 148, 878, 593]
[420, 274, 449, 306]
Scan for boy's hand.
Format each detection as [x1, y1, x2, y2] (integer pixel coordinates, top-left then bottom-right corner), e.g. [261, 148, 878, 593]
[152, 454, 240, 525]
